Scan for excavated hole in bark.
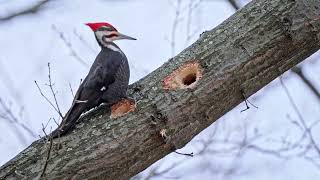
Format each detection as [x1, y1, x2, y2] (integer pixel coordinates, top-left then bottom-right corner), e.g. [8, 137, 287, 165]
[110, 99, 136, 119]
[162, 62, 202, 90]
[183, 73, 197, 86]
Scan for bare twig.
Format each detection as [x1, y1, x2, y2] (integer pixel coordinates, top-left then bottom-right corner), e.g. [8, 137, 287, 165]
[52, 25, 89, 67]
[291, 66, 320, 102]
[174, 151, 193, 157]
[42, 121, 50, 137]
[40, 138, 53, 177]
[35, 81, 62, 118]
[69, 83, 75, 98]
[0, 59, 23, 105]
[169, 0, 183, 56]
[0, 98, 36, 139]
[39, 118, 56, 177]
[46, 63, 63, 118]
[185, 0, 203, 46]
[0, 0, 50, 21]
[279, 77, 320, 155]
[227, 0, 241, 10]
[73, 29, 97, 54]
[34, 63, 64, 119]
[143, 160, 183, 180]
[240, 89, 258, 112]
[52, 117, 60, 127]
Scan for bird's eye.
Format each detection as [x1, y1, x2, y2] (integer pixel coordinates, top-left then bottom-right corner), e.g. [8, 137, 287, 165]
[104, 26, 114, 31]
[98, 26, 112, 31]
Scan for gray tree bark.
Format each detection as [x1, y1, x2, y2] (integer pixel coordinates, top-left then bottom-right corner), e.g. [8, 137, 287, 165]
[1, 0, 320, 179]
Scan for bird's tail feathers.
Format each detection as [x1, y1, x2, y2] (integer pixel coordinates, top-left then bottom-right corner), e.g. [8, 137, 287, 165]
[49, 103, 86, 138]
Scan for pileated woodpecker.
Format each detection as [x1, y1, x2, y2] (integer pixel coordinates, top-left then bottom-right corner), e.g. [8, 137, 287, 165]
[51, 22, 136, 138]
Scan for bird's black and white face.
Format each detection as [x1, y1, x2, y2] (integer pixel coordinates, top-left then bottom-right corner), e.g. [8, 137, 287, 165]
[86, 22, 136, 47]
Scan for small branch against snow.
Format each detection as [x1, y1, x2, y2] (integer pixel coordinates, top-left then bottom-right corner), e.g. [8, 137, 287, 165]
[34, 81, 61, 118]
[39, 115, 58, 178]
[52, 24, 89, 67]
[0, 59, 23, 105]
[0, 97, 36, 140]
[279, 77, 320, 155]
[227, 0, 241, 11]
[168, 0, 203, 55]
[34, 63, 64, 119]
[173, 151, 193, 157]
[46, 63, 64, 119]
[73, 29, 97, 54]
[0, 0, 50, 21]
[240, 89, 258, 112]
[169, 0, 183, 56]
[69, 83, 75, 98]
[40, 135, 53, 178]
[291, 66, 320, 102]
[185, 0, 203, 46]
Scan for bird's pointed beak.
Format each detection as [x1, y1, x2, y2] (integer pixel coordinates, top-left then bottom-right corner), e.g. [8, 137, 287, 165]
[116, 32, 137, 40]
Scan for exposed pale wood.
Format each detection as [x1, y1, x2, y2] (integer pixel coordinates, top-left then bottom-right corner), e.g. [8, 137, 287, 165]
[1, 0, 319, 179]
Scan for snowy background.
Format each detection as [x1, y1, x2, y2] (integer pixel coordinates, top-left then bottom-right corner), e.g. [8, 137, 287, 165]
[0, 0, 319, 179]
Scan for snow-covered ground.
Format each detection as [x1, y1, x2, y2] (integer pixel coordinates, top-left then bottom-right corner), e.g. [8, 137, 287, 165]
[0, 0, 319, 179]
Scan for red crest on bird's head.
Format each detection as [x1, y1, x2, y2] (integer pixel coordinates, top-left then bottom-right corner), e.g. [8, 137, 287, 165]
[85, 22, 117, 32]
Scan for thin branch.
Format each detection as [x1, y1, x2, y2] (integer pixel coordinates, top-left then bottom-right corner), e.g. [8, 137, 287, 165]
[143, 160, 184, 180]
[0, 98, 36, 139]
[291, 66, 320, 102]
[39, 118, 55, 177]
[174, 151, 193, 157]
[0, 0, 50, 21]
[46, 63, 63, 118]
[69, 83, 75, 98]
[52, 117, 60, 127]
[34, 81, 62, 118]
[0, 59, 23, 105]
[279, 77, 320, 155]
[34, 63, 64, 121]
[52, 25, 89, 67]
[34, 64, 64, 119]
[227, 0, 241, 10]
[240, 89, 258, 112]
[170, 0, 183, 56]
[185, 0, 203, 46]
[40, 138, 53, 177]
[73, 29, 97, 54]
[40, 118, 54, 137]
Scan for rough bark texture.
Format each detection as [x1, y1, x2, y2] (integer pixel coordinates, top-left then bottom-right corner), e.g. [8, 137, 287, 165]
[1, 0, 320, 179]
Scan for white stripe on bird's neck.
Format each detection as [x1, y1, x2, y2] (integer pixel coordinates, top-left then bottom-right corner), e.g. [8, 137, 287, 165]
[106, 43, 123, 53]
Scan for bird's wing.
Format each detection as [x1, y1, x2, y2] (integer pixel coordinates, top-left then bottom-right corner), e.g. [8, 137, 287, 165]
[55, 78, 86, 127]
[71, 77, 87, 104]
[51, 51, 124, 138]
[85, 50, 123, 90]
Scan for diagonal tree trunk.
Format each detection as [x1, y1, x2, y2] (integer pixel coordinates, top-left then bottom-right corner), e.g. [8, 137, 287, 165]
[1, 0, 320, 179]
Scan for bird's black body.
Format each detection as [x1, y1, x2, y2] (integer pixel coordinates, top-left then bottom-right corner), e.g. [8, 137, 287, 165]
[50, 42, 129, 138]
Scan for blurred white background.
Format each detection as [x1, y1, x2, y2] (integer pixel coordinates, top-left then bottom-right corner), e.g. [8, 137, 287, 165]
[0, 0, 319, 179]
